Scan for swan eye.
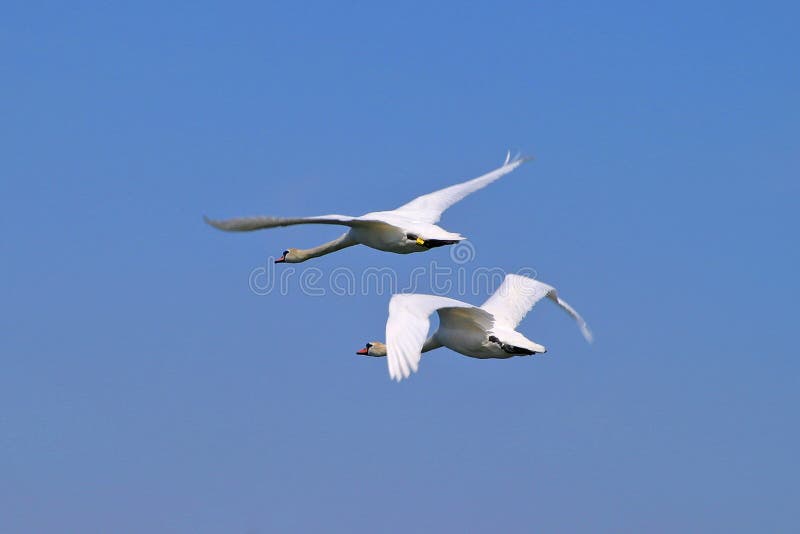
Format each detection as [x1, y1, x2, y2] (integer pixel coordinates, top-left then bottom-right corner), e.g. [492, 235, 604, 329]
[406, 233, 418, 241]
[366, 343, 372, 348]
[282, 250, 289, 256]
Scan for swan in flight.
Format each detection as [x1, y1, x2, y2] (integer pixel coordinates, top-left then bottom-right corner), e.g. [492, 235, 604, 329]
[356, 274, 593, 381]
[204, 152, 530, 263]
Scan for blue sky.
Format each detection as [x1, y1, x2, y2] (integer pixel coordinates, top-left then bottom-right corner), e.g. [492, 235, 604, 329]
[1, 1, 798, 532]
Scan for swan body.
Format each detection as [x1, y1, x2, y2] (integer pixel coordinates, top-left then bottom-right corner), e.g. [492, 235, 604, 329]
[357, 274, 593, 381]
[205, 152, 530, 262]
[344, 214, 461, 253]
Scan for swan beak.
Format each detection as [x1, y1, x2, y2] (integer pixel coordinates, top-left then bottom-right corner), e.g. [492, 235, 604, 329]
[356, 347, 369, 355]
[415, 237, 425, 245]
[275, 255, 286, 263]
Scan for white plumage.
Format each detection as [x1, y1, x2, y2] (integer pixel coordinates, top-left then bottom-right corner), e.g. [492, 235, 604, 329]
[363, 275, 593, 382]
[205, 152, 530, 262]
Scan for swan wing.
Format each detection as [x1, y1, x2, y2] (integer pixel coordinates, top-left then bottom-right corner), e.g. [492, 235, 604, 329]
[385, 294, 478, 381]
[203, 213, 361, 232]
[393, 152, 531, 224]
[545, 291, 593, 343]
[481, 274, 593, 342]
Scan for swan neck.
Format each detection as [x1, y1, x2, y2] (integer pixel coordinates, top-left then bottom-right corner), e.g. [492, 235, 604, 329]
[297, 232, 355, 261]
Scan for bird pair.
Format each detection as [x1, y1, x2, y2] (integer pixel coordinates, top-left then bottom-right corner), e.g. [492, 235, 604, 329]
[206, 152, 592, 381]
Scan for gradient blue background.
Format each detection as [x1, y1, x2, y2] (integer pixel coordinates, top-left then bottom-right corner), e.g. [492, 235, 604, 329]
[2, 1, 798, 532]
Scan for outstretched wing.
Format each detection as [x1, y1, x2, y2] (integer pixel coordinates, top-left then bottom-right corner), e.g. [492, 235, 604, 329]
[385, 294, 478, 382]
[203, 213, 361, 232]
[393, 152, 532, 224]
[481, 274, 593, 343]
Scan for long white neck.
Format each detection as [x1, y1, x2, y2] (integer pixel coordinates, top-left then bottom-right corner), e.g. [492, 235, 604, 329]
[295, 232, 357, 262]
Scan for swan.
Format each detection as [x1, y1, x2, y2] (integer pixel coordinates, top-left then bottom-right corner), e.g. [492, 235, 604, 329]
[204, 152, 530, 263]
[356, 274, 593, 381]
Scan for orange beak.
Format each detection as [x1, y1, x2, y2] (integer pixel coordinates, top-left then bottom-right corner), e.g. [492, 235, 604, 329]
[274, 255, 286, 263]
[356, 347, 369, 355]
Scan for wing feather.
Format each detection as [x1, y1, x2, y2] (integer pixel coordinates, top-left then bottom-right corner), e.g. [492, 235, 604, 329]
[203, 214, 360, 232]
[393, 153, 531, 224]
[546, 291, 594, 343]
[481, 274, 593, 343]
[385, 294, 475, 381]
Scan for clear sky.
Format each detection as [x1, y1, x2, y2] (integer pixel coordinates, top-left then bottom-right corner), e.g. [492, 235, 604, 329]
[1, 1, 798, 532]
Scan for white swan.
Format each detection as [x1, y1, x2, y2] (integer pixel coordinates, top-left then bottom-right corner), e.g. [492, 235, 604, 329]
[205, 152, 530, 263]
[356, 274, 593, 381]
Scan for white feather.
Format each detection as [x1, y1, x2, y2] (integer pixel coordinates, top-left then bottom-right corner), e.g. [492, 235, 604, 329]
[393, 153, 532, 224]
[482, 274, 593, 342]
[385, 294, 477, 381]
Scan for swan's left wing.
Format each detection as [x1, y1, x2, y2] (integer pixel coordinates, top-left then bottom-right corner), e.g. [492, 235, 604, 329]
[385, 294, 478, 381]
[481, 274, 593, 343]
[393, 152, 531, 224]
[203, 213, 361, 232]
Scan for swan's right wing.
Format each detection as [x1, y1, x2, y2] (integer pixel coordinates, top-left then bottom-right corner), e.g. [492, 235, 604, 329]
[204, 214, 360, 232]
[385, 294, 476, 382]
[547, 292, 594, 343]
[392, 152, 531, 224]
[481, 274, 593, 343]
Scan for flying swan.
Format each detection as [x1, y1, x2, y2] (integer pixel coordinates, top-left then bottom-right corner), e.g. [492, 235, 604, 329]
[204, 152, 530, 263]
[357, 274, 593, 381]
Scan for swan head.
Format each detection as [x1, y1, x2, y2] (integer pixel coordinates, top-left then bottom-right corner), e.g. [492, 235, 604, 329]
[275, 248, 302, 263]
[356, 341, 387, 357]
